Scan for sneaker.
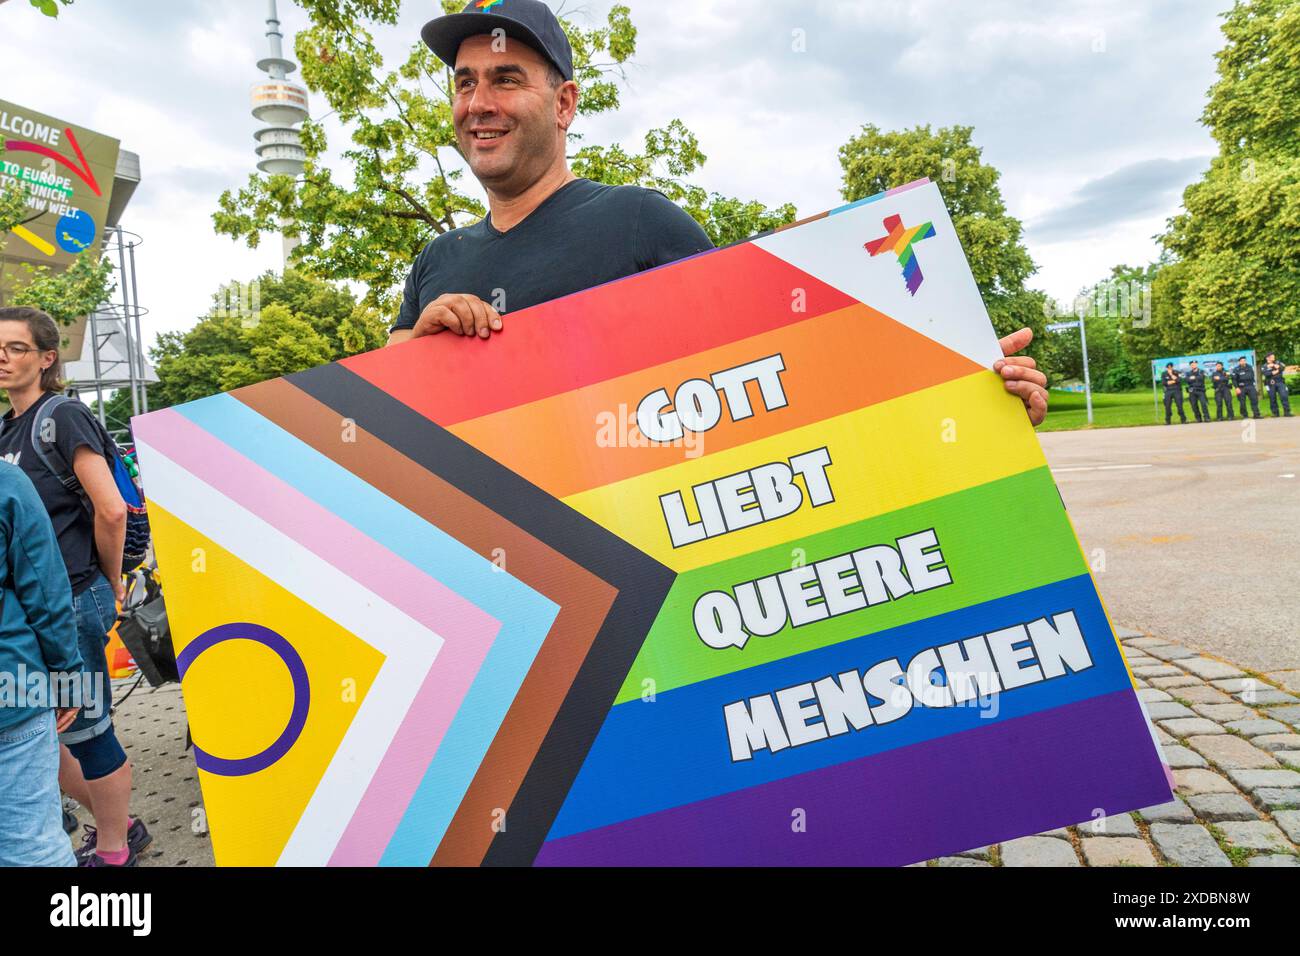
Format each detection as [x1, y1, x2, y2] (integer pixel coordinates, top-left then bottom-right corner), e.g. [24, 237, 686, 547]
[80, 846, 138, 868]
[73, 818, 153, 864]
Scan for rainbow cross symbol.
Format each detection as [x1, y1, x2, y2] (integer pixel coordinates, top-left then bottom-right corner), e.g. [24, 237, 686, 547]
[475, 0, 505, 9]
[864, 214, 937, 296]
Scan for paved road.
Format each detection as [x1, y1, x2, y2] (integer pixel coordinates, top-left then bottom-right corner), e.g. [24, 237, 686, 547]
[1039, 416, 1299, 675]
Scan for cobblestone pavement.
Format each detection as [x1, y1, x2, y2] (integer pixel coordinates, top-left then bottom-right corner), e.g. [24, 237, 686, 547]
[922, 627, 1300, 867]
[93, 626, 1299, 869]
[62, 677, 214, 867]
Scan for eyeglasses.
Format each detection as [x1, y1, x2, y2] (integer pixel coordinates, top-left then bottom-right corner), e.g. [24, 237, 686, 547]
[0, 343, 44, 359]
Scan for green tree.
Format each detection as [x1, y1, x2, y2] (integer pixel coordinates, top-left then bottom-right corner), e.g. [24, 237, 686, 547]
[837, 124, 1046, 348]
[1158, 0, 1300, 359]
[90, 386, 135, 438]
[9, 253, 115, 329]
[0, 171, 26, 236]
[27, 0, 73, 17]
[148, 270, 387, 409]
[213, 0, 794, 314]
[1043, 262, 1178, 390]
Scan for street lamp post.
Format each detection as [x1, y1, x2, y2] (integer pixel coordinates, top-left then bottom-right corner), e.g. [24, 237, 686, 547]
[1047, 318, 1094, 425]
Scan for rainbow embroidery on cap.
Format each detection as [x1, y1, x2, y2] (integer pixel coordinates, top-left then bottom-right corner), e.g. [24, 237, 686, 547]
[475, 0, 505, 10]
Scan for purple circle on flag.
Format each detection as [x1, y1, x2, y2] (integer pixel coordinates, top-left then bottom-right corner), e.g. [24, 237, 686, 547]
[177, 623, 310, 777]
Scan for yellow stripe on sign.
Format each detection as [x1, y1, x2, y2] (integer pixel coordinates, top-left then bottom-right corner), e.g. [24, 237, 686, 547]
[561, 371, 1048, 572]
[13, 225, 55, 256]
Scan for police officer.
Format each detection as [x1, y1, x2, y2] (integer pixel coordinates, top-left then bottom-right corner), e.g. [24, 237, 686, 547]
[1185, 360, 1209, 422]
[1211, 361, 1235, 421]
[1162, 362, 1187, 424]
[1262, 352, 1292, 417]
[1232, 356, 1262, 419]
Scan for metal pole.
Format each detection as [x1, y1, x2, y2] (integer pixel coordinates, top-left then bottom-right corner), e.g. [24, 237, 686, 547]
[114, 226, 139, 420]
[1152, 364, 1160, 424]
[87, 305, 106, 427]
[128, 240, 148, 413]
[1079, 317, 1094, 426]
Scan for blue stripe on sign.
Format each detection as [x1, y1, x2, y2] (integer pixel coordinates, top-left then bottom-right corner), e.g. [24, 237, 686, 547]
[548, 574, 1131, 840]
[175, 393, 560, 863]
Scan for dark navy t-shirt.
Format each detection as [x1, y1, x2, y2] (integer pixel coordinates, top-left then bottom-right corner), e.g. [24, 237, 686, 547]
[393, 178, 714, 331]
[0, 392, 110, 595]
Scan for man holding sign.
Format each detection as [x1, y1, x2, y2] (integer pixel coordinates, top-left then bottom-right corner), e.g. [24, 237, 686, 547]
[387, 0, 1049, 425]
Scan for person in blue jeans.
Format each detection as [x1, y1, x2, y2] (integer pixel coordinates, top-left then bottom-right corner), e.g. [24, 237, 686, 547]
[0, 307, 150, 866]
[0, 461, 82, 866]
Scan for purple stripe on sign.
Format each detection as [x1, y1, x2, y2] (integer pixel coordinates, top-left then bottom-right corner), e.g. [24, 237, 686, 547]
[534, 689, 1171, 866]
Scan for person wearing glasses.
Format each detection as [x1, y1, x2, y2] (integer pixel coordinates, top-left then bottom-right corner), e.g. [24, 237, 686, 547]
[0, 306, 150, 867]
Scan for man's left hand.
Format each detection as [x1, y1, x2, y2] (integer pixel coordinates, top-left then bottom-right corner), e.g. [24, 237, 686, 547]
[995, 328, 1049, 426]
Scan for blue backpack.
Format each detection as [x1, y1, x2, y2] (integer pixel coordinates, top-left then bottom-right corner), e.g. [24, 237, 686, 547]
[27, 394, 151, 572]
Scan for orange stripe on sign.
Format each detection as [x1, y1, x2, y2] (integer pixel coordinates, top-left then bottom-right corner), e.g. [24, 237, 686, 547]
[342, 243, 858, 427]
[448, 302, 984, 499]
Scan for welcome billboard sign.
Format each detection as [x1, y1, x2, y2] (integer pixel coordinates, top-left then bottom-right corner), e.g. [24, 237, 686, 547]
[0, 100, 119, 276]
[133, 178, 1171, 866]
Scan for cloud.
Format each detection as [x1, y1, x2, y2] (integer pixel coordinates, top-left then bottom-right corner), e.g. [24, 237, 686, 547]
[0, 0, 1234, 332]
[1028, 156, 1210, 242]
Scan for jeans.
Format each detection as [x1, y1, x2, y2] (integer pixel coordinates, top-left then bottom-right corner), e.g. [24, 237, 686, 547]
[0, 709, 75, 866]
[60, 573, 117, 746]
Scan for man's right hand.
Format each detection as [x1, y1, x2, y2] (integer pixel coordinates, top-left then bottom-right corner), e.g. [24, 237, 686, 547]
[412, 293, 503, 340]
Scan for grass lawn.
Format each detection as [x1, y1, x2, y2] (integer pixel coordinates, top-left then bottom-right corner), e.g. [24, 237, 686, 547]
[1037, 388, 1167, 432]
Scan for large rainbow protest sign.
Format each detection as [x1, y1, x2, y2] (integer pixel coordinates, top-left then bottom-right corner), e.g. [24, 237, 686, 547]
[133, 178, 1170, 866]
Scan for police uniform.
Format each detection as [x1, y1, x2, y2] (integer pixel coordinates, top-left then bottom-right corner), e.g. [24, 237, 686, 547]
[1162, 367, 1187, 424]
[1185, 366, 1209, 422]
[1263, 358, 1292, 417]
[1232, 362, 1262, 418]
[1211, 367, 1235, 420]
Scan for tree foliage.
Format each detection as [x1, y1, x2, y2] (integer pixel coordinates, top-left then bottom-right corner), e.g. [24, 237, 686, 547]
[838, 124, 1046, 349]
[1042, 263, 1165, 390]
[27, 0, 72, 17]
[1157, 0, 1300, 359]
[213, 0, 795, 313]
[8, 253, 115, 329]
[147, 270, 387, 410]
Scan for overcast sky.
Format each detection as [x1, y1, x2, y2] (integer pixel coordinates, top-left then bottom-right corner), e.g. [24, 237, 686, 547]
[0, 0, 1225, 347]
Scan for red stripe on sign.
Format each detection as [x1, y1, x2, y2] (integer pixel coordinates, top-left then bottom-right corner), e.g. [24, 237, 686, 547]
[341, 242, 858, 427]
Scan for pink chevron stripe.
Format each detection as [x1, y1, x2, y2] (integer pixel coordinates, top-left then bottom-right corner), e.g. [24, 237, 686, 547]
[136, 409, 501, 863]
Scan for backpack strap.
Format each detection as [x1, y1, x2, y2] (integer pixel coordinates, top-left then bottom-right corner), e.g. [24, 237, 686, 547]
[29, 394, 95, 509]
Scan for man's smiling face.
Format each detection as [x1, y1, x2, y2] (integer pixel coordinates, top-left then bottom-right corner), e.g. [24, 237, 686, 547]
[452, 33, 574, 195]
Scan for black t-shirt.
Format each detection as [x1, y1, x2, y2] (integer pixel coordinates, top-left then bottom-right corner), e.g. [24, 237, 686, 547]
[393, 178, 715, 331]
[0, 392, 109, 595]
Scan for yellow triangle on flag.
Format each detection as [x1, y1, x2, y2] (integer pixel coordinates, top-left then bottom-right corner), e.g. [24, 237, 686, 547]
[149, 504, 385, 865]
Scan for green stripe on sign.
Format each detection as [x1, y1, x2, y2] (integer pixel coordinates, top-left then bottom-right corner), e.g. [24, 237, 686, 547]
[614, 466, 1088, 703]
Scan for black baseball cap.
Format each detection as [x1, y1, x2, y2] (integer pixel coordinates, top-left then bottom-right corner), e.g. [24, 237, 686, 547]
[422, 0, 575, 81]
